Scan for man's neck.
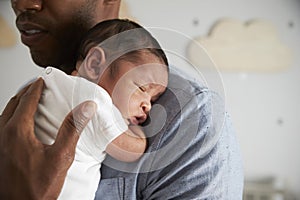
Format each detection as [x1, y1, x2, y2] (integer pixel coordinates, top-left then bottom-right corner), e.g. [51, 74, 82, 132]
[58, 65, 75, 75]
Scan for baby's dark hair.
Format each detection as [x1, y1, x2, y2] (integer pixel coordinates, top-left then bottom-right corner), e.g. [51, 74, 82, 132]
[77, 19, 168, 76]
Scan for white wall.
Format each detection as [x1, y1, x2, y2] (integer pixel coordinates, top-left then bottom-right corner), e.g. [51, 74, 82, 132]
[0, 1, 42, 110]
[1, 0, 300, 198]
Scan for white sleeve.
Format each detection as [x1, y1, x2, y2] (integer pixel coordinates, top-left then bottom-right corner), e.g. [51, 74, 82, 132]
[79, 91, 129, 160]
[36, 67, 128, 162]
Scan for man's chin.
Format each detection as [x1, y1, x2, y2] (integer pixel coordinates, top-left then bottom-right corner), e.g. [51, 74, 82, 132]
[30, 51, 49, 68]
[30, 50, 75, 74]
[30, 53, 60, 69]
[32, 60, 48, 68]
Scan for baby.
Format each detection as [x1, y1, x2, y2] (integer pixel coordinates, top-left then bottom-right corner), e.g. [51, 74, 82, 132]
[34, 19, 169, 199]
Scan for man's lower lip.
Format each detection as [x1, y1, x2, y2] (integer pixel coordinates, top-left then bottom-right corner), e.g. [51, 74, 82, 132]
[21, 32, 47, 46]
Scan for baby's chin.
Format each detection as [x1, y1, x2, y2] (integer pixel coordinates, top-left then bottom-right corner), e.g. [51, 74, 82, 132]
[122, 117, 136, 126]
[126, 116, 139, 126]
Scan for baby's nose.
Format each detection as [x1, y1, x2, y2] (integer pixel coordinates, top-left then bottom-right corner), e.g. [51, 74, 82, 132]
[141, 101, 151, 115]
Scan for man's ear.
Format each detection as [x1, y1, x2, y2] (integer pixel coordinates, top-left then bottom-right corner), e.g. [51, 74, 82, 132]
[101, 0, 120, 18]
[78, 47, 106, 83]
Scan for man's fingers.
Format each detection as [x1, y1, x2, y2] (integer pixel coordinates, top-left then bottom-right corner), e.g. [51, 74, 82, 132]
[53, 101, 97, 161]
[13, 78, 44, 122]
[0, 81, 33, 126]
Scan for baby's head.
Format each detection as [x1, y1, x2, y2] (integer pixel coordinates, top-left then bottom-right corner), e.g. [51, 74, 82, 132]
[75, 19, 168, 125]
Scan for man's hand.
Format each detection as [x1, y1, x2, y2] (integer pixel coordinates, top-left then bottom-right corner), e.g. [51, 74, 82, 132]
[0, 78, 97, 200]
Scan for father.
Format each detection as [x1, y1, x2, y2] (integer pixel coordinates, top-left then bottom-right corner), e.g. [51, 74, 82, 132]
[1, 0, 243, 199]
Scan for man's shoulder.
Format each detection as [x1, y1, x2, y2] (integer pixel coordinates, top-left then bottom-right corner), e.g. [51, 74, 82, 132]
[140, 66, 227, 169]
[151, 66, 224, 139]
[155, 67, 217, 119]
[168, 66, 210, 97]
[97, 67, 243, 199]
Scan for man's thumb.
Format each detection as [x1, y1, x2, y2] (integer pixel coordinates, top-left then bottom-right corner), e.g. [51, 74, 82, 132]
[54, 101, 97, 156]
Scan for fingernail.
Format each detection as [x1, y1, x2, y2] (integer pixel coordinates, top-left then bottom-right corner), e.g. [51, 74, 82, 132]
[82, 101, 97, 118]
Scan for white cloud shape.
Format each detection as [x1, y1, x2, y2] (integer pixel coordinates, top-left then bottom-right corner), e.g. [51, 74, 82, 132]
[187, 19, 293, 72]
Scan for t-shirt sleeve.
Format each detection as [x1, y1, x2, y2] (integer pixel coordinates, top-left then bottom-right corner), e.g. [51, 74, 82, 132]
[34, 67, 128, 162]
[71, 74, 128, 162]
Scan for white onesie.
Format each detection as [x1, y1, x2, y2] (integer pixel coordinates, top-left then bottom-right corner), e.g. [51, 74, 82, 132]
[34, 67, 128, 200]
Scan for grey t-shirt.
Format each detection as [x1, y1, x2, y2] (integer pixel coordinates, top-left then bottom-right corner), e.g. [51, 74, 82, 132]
[95, 67, 244, 199]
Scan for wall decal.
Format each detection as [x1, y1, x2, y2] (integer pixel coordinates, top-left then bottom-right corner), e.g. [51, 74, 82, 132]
[187, 18, 293, 72]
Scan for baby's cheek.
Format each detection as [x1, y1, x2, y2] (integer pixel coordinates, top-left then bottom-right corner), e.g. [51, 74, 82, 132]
[115, 98, 131, 117]
[128, 95, 140, 113]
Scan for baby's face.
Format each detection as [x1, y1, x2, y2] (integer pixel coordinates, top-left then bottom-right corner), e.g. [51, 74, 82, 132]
[100, 53, 168, 125]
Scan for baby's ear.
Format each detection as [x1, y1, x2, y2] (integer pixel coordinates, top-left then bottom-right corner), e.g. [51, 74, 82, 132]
[78, 47, 106, 83]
